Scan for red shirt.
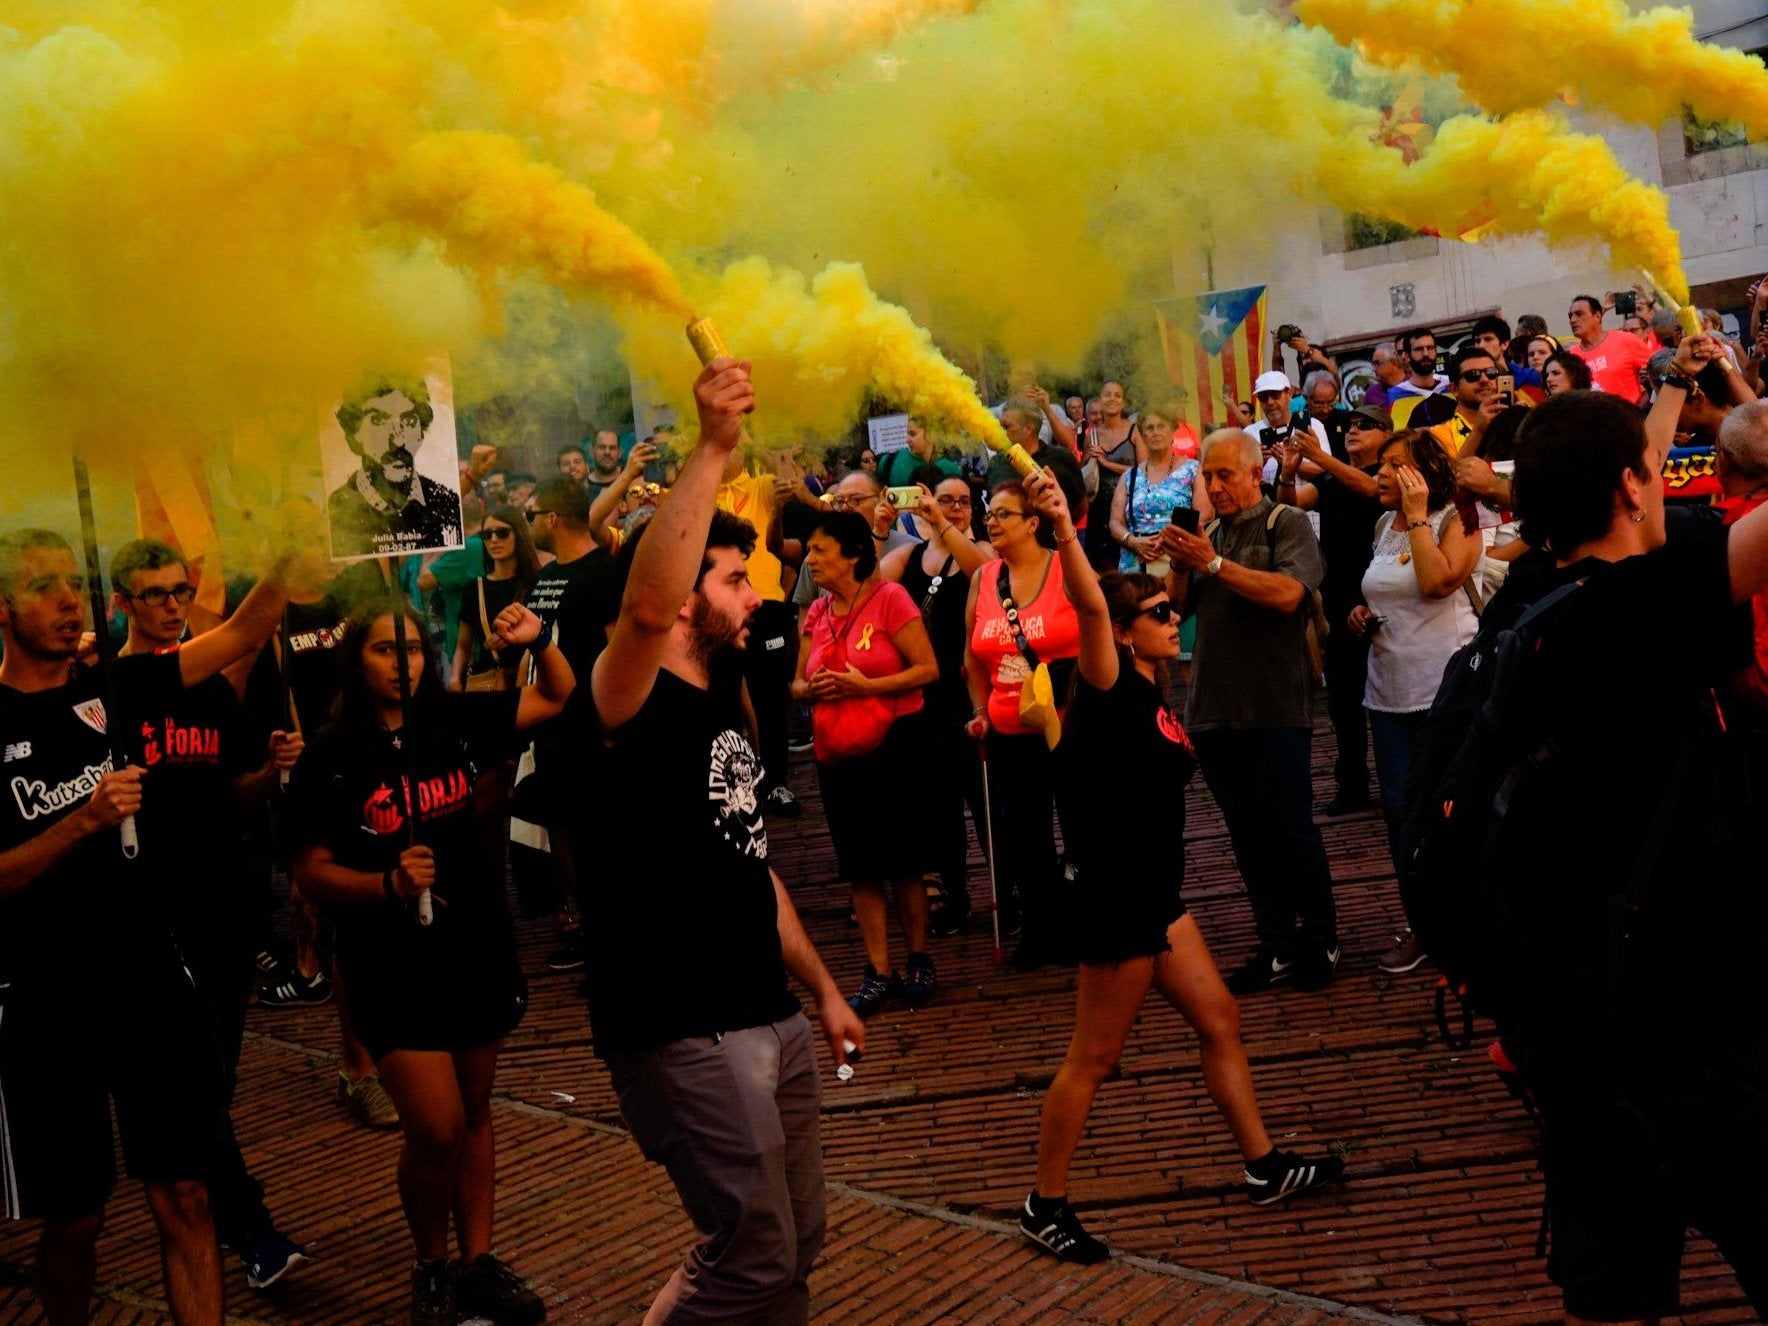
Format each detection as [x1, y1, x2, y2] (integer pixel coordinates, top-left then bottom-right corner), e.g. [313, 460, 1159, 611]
[1567, 330, 1653, 403]
[802, 580, 925, 720]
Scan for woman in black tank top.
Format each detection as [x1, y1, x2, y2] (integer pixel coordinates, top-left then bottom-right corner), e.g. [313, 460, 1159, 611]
[1010, 476, 1345, 1267]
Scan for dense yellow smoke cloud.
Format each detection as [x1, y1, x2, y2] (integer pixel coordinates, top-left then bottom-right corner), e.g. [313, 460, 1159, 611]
[1297, 0, 1768, 189]
[658, 0, 1692, 371]
[0, 0, 1724, 556]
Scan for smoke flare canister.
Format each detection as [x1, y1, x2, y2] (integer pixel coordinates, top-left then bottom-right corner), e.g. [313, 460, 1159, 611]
[686, 317, 731, 366]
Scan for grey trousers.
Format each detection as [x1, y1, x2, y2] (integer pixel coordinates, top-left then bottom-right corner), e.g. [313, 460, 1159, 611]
[608, 1013, 826, 1325]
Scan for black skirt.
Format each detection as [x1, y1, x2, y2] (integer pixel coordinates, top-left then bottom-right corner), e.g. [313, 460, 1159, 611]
[1060, 856, 1188, 966]
[817, 711, 936, 882]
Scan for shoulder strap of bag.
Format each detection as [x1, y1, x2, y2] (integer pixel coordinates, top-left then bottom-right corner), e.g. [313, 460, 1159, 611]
[476, 578, 501, 661]
[995, 562, 1041, 667]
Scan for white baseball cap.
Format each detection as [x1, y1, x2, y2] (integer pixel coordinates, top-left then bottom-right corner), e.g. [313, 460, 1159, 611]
[1253, 371, 1292, 394]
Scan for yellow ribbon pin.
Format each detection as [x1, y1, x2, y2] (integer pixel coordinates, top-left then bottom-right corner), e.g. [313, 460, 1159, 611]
[854, 623, 876, 651]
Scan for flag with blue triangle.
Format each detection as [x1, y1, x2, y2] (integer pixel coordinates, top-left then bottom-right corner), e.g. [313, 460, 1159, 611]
[1152, 285, 1268, 436]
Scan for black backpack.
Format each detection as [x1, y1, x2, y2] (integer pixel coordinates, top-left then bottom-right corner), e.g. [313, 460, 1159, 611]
[1396, 578, 1698, 1053]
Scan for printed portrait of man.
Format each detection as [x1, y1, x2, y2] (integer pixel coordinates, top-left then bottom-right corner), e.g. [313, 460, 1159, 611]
[326, 376, 463, 560]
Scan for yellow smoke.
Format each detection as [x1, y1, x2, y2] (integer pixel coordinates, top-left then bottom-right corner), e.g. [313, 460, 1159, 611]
[1327, 110, 1689, 299]
[1297, 0, 1768, 194]
[0, 0, 1722, 561]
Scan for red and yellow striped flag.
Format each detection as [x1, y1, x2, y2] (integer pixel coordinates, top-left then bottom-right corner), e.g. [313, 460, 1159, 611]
[1153, 285, 1269, 438]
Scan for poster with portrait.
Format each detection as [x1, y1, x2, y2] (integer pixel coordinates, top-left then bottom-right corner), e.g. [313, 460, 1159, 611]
[319, 357, 464, 562]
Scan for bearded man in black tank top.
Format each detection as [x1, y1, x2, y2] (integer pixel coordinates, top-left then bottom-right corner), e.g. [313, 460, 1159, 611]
[588, 357, 865, 1325]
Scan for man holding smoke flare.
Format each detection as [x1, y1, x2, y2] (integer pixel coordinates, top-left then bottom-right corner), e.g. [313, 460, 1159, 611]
[587, 354, 864, 1325]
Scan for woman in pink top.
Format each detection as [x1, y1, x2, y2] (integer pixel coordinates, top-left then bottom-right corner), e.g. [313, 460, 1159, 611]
[963, 477, 1082, 969]
[793, 510, 939, 1017]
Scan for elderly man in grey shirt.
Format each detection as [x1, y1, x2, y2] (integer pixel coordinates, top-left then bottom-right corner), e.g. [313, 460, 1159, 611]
[1163, 429, 1339, 994]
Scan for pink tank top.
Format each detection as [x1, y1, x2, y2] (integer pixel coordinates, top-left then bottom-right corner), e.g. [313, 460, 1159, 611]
[969, 555, 1080, 735]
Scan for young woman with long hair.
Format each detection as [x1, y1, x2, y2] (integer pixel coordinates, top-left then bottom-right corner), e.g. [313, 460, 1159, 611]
[451, 504, 542, 691]
[291, 596, 572, 1326]
[1013, 473, 1344, 1265]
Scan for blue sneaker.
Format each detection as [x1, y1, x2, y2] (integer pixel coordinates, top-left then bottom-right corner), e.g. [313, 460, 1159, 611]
[242, 1230, 309, 1290]
[847, 965, 900, 1019]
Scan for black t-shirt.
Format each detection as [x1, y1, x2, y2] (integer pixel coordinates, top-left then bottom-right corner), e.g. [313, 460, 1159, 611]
[899, 542, 971, 715]
[288, 691, 522, 997]
[1524, 530, 1763, 1056]
[587, 666, 797, 1054]
[1056, 669, 1196, 880]
[528, 552, 614, 684]
[463, 575, 529, 675]
[527, 550, 615, 762]
[0, 654, 185, 990]
[1311, 469, 1384, 613]
[134, 672, 262, 936]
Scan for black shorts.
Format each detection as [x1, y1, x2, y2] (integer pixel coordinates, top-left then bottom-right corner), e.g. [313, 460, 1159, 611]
[342, 942, 528, 1064]
[1, 960, 221, 1221]
[1537, 1062, 1768, 1322]
[1062, 859, 1187, 966]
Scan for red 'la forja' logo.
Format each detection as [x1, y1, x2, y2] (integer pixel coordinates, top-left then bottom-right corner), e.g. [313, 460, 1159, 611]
[140, 721, 162, 767]
[1156, 707, 1193, 752]
[363, 782, 406, 836]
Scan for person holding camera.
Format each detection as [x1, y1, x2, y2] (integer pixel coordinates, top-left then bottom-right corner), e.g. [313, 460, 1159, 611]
[1108, 401, 1210, 574]
[879, 472, 996, 936]
[1345, 430, 1482, 975]
[1014, 471, 1345, 1266]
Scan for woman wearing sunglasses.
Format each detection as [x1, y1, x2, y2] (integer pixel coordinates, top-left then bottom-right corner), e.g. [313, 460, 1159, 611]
[1013, 472, 1344, 1265]
[879, 469, 995, 934]
[449, 506, 541, 692]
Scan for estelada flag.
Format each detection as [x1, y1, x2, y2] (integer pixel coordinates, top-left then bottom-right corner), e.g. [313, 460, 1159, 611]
[1153, 285, 1268, 438]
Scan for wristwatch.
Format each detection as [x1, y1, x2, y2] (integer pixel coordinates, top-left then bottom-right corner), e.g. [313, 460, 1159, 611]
[1660, 370, 1697, 392]
[1203, 554, 1224, 576]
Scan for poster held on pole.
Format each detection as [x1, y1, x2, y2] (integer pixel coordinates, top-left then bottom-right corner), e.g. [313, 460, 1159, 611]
[376, 556, 432, 927]
[71, 448, 139, 858]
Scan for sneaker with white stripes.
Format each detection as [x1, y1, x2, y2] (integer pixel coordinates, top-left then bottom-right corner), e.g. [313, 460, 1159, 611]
[1243, 1148, 1345, 1206]
[1019, 1194, 1110, 1265]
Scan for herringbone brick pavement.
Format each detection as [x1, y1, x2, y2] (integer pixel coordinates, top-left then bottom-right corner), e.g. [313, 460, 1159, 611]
[0, 707, 1754, 1323]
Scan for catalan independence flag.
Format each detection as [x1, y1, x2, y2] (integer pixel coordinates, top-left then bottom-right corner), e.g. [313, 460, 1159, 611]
[1153, 285, 1268, 437]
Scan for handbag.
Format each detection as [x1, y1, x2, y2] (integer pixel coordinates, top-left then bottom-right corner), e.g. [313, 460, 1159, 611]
[464, 578, 509, 692]
[811, 587, 897, 764]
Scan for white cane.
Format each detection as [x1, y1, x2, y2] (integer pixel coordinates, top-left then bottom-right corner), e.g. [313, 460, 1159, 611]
[979, 739, 1004, 967]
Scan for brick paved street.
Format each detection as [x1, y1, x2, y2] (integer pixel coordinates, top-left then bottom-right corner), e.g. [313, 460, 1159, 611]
[0, 712, 1754, 1323]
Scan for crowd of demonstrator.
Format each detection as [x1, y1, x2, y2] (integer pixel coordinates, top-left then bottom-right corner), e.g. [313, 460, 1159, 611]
[3, 291, 1767, 1326]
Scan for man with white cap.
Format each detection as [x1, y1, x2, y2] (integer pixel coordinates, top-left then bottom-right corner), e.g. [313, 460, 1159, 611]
[1244, 371, 1330, 486]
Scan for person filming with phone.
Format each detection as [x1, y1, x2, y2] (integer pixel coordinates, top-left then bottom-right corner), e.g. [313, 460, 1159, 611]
[1160, 430, 1338, 994]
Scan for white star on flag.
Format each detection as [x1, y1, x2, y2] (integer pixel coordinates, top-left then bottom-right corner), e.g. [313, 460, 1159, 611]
[1197, 304, 1227, 340]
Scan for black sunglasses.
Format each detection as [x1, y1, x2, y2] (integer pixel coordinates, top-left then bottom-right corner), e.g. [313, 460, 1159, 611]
[1459, 368, 1502, 382]
[483, 526, 515, 538]
[525, 509, 553, 522]
[1131, 601, 1177, 624]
